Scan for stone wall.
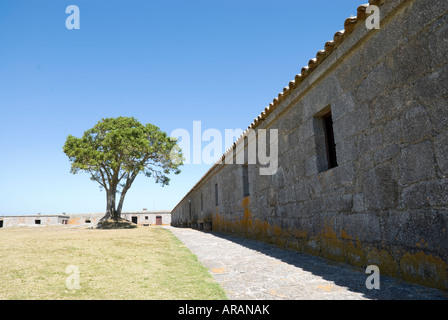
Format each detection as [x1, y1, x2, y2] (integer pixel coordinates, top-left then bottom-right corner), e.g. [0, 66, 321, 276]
[67, 213, 103, 226]
[0, 211, 172, 228]
[121, 211, 172, 226]
[0, 215, 68, 227]
[171, 0, 448, 290]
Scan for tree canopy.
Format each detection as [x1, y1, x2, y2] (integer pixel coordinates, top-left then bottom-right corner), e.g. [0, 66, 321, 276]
[63, 117, 183, 220]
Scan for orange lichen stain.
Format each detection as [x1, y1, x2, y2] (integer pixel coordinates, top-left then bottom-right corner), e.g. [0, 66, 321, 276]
[211, 267, 228, 274]
[399, 251, 447, 290]
[273, 226, 282, 237]
[242, 196, 251, 219]
[268, 289, 287, 298]
[340, 229, 352, 240]
[416, 238, 429, 248]
[322, 220, 338, 240]
[240, 196, 253, 235]
[366, 248, 398, 276]
[317, 284, 334, 292]
[68, 218, 81, 225]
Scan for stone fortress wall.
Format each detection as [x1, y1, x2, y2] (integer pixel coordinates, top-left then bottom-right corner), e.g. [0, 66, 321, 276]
[171, 0, 448, 290]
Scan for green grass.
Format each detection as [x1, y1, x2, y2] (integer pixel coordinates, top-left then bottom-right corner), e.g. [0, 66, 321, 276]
[0, 225, 227, 300]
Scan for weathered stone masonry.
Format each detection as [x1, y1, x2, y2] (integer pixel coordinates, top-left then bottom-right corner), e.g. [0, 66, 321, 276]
[171, 0, 448, 290]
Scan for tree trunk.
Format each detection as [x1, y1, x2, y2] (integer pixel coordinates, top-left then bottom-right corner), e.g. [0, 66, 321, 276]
[116, 187, 129, 218]
[106, 189, 118, 221]
[116, 173, 137, 220]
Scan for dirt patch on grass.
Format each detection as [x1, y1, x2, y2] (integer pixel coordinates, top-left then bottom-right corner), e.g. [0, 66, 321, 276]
[96, 218, 137, 229]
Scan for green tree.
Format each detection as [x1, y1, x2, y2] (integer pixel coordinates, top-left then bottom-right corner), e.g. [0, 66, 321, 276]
[63, 117, 183, 221]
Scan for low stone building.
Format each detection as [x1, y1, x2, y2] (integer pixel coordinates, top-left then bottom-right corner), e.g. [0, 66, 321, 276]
[0, 210, 171, 228]
[121, 211, 171, 226]
[67, 213, 103, 226]
[0, 214, 69, 228]
[171, 0, 448, 291]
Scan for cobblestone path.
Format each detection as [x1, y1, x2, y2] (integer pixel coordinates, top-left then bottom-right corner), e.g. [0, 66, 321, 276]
[166, 226, 447, 300]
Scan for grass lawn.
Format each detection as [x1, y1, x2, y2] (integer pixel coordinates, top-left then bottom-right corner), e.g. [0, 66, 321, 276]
[0, 225, 227, 300]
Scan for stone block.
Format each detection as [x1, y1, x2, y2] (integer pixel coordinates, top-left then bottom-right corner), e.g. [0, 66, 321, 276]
[399, 140, 436, 185]
[383, 118, 403, 145]
[325, 194, 353, 213]
[429, 99, 448, 134]
[402, 0, 448, 41]
[355, 62, 395, 104]
[335, 212, 382, 243]
[332, 91, 356, 121]
[333, 162, 356, 187]
[402, 179, 448, 209]
[308, 174, 323, 199]
[305, 155, 318, 177]
[333, 104, 370, 144]
[358, 131, 383, 155]
[384, 209, 448, 253]
[391, 32, 431, 85]
[293, 180, 311, 202]
[272, 166, 285, 189]
[363, 165, 398, 210]
[267, 187, 278, 207]
[373, 144, 400, 165]
[287, 131, 301, 151]
[352, 193, 365, 212]
[401, 104, 433, 144]
[278, 187, 296, 206]
[298, 118, 315, 142]
[428, 13, 448, 69]
[413, 65, 448, 102]
[434, 132, 448, 177]
[335, 136, 358, 165]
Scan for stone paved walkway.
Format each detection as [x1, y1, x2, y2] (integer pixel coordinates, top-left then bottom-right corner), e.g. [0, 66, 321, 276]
[166, 226, 447, 300]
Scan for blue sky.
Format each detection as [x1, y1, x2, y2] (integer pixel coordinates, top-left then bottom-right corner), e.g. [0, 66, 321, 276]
[0, 0, 363, 215]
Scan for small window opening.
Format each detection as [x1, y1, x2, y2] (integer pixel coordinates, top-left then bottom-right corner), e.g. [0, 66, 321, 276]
[201, 193, 203, 212]
[189, 200, 192, 220]
[215, 184, 219, 207]
[242, 164, 250, 197]
[322, 111, 338, 169]
[35, 219, 41, 225]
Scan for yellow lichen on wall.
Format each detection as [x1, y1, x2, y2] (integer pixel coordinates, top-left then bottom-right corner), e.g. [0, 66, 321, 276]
[400, 251, 447, 290]
[366, 248, 398, 276]
[212, 205, 447, 290]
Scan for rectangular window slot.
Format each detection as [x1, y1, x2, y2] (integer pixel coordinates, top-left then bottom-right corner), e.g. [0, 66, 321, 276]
[242, 164, 250, 197]
[215, 184, 219, 207]
[322, 111, 338, 169]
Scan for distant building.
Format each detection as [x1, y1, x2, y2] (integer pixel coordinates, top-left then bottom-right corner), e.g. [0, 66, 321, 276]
[0, 214, 68, 228]
[0, 210, 171, 228]
[121, 211, 171, 226]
